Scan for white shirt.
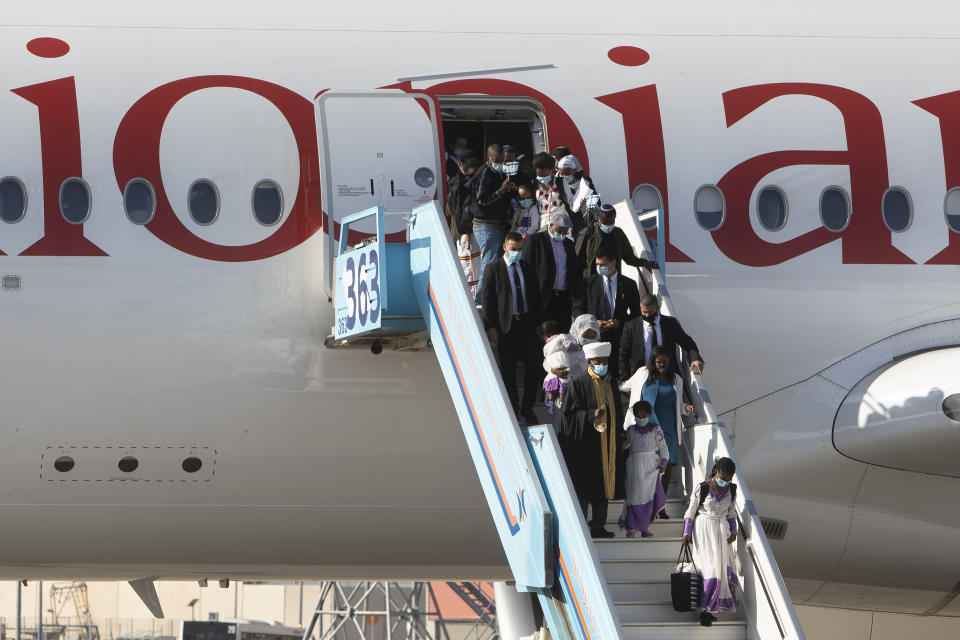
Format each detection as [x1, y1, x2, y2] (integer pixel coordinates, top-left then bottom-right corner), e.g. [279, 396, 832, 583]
[642, 315, 662, 356]
[503, 255, 529, 316]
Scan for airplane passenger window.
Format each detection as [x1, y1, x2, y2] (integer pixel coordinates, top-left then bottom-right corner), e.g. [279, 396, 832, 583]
[124, 178, 156, 225]
[757, 186, 787, 231]
[0, 177, 27, 223]
[820, 186, 851, 232]
[189, 179, 220, 225]
[881, 187, 912, 232]
[60, 178, 91, 224]
[54, 456, 75, 472]
[182, 457, 203, 473]
[944, 187, 960, 233]
[252, 180, 283, 226]
[631, 184, 662, 230]
[694, 185, 725, 231]
[944, 393, 960, 422]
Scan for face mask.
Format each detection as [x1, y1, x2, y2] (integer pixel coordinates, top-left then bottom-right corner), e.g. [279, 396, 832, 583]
[592, 364, 608, 377]
[453, 148, 462, 159]
[580, 336, 597, 344]
[551, 232, 565, 242]
[642, 312, 658, 323]
[597, 266, 609, 277]
[715, 477, 730, 488]
[635, 417, 650, 427]
[562, 174, 576, 185]
[655, 365, 666, 374]
[536, 175, 553, 184]
[518, 198, 534, 208]
[490, 162, 503, 172]
[506, 250, 521, 264]
[599, 223, 615, 234]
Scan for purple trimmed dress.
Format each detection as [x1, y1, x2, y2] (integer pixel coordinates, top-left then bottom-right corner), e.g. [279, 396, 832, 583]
[618, 424, 668, 533]
[683, 484, 739, 613]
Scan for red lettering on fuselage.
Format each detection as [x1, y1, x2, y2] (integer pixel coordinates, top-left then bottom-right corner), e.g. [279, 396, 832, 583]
[596, 85, 694, 262]
[113, 75, 322, 262]
[13, 77, 107, 256]
[913, 91, 960, 265]
[715, 83, 913, 266]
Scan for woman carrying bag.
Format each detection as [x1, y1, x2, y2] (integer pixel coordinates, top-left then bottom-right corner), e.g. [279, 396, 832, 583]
[682, 457, 741, 627]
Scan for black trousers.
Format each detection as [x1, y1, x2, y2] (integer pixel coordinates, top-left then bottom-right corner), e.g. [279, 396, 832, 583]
[577, 492, 609, 532]
[544, 291, 573, 332]
[497, 314, 541, 413]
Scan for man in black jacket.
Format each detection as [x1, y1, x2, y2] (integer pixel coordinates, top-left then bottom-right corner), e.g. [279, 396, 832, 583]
[618, 293, 705, 383]
[575, 203, 659, 279]
[472, 144, 516, 302]
[573, 250, 642, 382]
[520, 211, 580, 332]
[482, 232, 542, 424]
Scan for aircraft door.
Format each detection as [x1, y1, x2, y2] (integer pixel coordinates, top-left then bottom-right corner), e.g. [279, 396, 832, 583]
[315, 91, 444, 292]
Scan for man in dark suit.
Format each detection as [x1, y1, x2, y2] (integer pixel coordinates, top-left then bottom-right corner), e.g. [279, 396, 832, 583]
[482, 232, 542, 424]
[618, 293, 705, 383]
[573, 250, 642, 382]
[521, 211, 580, 332]
[575, 203, 660, 278]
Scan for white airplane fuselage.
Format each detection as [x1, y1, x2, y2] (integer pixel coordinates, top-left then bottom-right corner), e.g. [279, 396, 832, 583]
[2, 1, 959, 616]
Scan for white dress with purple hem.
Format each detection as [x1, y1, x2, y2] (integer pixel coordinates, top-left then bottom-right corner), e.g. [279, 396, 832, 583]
[618, 424, 668, 533]
[682, 484, 740, 613]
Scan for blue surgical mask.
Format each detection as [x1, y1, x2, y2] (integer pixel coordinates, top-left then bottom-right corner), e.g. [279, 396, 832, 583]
[563, 174, 576, 185]
[592, 364, 608, 377]
[715, 477, 730, 488]
[635, 417, 650, 427]
[551, 232, 565, 242]
[580, 336, 597, 344]
[536, 175, 553, 184]
[490, 162, 503, 172]
[599, 223, 615, 234]
[506, 250, 521, 264]
[597, 266, 609, 276]
[453, 148, 462, 159]
[518, 198, 534, 208]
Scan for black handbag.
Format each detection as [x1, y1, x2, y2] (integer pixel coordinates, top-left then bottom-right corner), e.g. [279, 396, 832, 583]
[670, 542, 702, 612]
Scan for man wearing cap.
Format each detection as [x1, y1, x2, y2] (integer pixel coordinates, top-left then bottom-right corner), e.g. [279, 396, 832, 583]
[503, 144, 533, 185]
[575, 203, 660, 279]
[521, 211, 581, 332]
[559, 341, 624, 538]
[556, 155, 600, 233]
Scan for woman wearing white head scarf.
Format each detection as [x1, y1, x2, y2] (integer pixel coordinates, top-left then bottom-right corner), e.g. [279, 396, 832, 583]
[556, 155, 600, 230]
[570, 314, 601, 346]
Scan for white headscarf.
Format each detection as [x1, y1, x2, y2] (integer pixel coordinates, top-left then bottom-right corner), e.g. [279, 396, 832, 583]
[570, 314, 601, 345]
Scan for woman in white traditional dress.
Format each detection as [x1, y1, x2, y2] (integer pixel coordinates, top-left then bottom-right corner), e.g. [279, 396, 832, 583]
[682, 457, 740, 627]
[618, 400, 668, 537]
[570, 314, 601, 346]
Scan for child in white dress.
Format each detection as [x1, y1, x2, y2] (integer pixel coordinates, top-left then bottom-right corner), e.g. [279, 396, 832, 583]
[682, 456, 740, 627]
[619, 401, 668, 537]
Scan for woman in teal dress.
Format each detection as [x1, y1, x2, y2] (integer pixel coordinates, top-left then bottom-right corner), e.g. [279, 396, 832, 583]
[622, 346, 694, 517]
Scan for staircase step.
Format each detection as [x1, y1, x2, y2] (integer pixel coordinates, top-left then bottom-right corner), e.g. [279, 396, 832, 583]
[616, 601, 740, 624]
[594, 537, 684, 561]
[600, 559, 676, 582]
[607, 498, 687, 520]
[621, 620, 747, 640]
[606, 580, 671, 602]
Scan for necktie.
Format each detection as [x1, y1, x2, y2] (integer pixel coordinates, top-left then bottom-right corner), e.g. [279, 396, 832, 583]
[512, 264, 525, 315]
[650, 320, 659, 350]
[605, 278, 614, 319]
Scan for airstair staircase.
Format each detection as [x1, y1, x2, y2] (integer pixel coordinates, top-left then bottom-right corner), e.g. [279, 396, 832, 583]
[326, 200, 805, 640]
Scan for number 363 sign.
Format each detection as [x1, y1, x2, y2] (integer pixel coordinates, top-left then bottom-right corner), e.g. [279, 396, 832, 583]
[335, 242, 382, 339]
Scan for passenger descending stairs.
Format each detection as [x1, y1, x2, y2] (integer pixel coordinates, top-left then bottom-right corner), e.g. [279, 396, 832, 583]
[598, 490, 747, 639]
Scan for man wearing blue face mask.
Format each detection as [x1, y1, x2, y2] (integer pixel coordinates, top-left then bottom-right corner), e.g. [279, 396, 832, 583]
[575, 204, 660, 278]
[471, 143, 516, 303]
[559, 341, 624, 538]
[481, 232, 542, 425]
[572, 251, 642, 382]
[521, 211, 581, 332]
